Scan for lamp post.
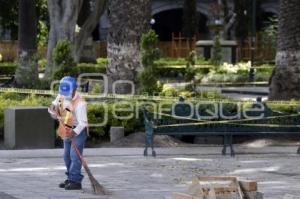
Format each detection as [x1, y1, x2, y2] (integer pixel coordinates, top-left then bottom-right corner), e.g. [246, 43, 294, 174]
[249, 0, 256, 82]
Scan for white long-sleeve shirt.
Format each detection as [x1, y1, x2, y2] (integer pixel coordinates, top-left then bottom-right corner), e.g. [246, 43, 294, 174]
[48, 93, 88, 135]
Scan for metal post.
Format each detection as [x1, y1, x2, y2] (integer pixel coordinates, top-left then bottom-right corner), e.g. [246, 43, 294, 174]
[249, 0, 256, 82]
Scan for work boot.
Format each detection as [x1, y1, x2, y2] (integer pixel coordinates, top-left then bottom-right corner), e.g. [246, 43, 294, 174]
[65, 181, 82, 190]
[59, 180, 69, 188]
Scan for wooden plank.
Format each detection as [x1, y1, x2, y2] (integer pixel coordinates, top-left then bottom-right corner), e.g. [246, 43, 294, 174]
[207, 187, 216, 199]
[233, 178, 245, 199]
[239, 180, 257, 192]
[171, 192, 202, 199]
[196, 176, 237, 181]
[202, 187, 237, 194]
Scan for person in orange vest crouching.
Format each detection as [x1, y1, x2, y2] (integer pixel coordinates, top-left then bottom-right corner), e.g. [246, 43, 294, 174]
[48, 76, 88, 190]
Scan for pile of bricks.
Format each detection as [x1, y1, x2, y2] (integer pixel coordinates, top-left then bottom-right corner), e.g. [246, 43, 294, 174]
[171, 176, 263, 199]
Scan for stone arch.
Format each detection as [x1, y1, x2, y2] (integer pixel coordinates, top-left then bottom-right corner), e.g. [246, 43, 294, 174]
[151, 0, 211, 18]
[151, 0, 212, 41]
[260, 3, 279, 16]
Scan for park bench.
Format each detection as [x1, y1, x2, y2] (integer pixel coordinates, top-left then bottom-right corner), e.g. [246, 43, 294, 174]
[143, 99, 300, 157]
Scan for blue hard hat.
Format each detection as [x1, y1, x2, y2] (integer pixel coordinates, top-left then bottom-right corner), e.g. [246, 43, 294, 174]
[59, 76, 77, 97]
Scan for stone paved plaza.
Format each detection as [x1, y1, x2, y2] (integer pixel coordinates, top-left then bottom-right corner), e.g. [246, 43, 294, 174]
[0, 146, 299, 199]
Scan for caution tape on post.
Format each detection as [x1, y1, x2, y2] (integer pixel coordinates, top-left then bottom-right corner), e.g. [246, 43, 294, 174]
[150, 112, 300, 128]
[1, 87, 300, 106]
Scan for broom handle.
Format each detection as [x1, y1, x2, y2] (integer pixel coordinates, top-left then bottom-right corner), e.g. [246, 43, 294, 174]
[55, 116, 88, 167]
[71, 139, 88, 167]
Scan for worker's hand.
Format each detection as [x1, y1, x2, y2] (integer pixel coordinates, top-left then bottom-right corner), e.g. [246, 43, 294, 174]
[65, 127, 76, 138]
[48, 105, 58, 119]
[49, 104, 57, 113]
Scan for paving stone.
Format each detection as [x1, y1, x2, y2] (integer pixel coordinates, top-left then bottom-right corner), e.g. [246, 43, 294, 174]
[0, 147, 298, 198]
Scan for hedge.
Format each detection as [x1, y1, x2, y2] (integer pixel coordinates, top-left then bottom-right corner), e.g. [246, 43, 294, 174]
[0, 92, 299, 142]
[78, 63, 106, 74]
[0, 93, 144, 141]
[0, 63, 17, 76]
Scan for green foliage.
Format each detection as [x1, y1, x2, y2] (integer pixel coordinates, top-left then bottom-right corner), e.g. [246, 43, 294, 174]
[138, 30, 161, 94]
[211, 35, 222, 66]
[37, 21, 48, 47]
[91, 83, 101, 94]
[140, 30, 160, 66]
[0, 0, 48, 40]
[52, 40, 78, 80]
[15, 53, 39, 88]
[260, 17, 278, 49]
[83, 102, 144, 140]
[78, 63, 106, 74]
[161, 84, 178, 97]
[184, 51, 197, 82]
[0, 0, 18, 39]
[200, 62, 273, 83]
[0, 61, 107, 77]
[96, 57, 108, 65]
[155, 57, 209, 66]
[38, 58, 47, 71]
[0, 63, 16, 75]
[0, 93, 51, 133]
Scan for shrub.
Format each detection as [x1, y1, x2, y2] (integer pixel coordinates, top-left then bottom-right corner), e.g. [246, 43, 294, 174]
[138, 30, 162, 94]
[90, 83, 101, 94]
[0, 64, 16, 76]
[155, 57, 209, 66]
[52, 39, 79, 80]
[184, 51, 197, 82]
[78, 63, 106, 74]
[96, 57, 108, 65]
[38, 58, 47, 71]
[161, 84, 178, 97]
[211, 35, 222, 66]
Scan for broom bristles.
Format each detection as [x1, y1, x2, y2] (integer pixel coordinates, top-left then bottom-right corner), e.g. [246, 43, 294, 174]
[83, 160, 110, 195]
[71, 140, 110, 195]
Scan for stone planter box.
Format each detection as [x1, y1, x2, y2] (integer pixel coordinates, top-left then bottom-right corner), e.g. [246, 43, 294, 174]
[4, 107, 55, 149]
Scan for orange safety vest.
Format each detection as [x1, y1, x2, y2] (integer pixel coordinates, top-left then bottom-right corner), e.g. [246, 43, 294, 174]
[56, 93, 89, 139]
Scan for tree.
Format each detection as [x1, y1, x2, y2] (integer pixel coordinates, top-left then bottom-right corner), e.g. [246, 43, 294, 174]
[0, 0, 47, 40]
[0, 0, 18, 39]
[269, 0, 300, 100]
[182, 0, 198, 40]
[15, 0, 38, 87]
[45, 0, 107, 77]
[107, 0, 151, 94]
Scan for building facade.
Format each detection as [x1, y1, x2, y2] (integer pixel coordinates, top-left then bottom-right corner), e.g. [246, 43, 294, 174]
[99, 0, 279, 41]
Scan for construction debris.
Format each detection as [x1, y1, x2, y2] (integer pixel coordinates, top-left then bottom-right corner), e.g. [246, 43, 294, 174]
[171, 176, 263, 199]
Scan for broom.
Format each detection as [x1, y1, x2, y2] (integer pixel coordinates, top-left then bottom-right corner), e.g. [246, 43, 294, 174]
[55, 113, 110, 195]
[71, 140, 110, 195]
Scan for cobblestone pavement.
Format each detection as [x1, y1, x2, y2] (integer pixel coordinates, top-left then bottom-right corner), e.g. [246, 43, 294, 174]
[0, 147, 299, 199]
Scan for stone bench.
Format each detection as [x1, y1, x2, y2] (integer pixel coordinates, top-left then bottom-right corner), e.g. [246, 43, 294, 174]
[4, 107, 55, 149]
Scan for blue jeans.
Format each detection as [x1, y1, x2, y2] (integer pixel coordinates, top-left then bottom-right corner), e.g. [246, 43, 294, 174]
[63, 129, 87, 183]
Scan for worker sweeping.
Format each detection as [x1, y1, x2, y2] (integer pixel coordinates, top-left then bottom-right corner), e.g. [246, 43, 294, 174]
[48, 76, 109, 194]
[48, 76, 88, 190]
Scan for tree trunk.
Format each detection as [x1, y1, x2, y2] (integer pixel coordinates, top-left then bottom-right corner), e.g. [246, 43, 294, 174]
[75, 0, 107, 62]
[45, 0, 107, 78]
[15, 0, 38, 87]
[45, 0, 83, 78]
[269, 0, 300, 100]
[107, 0, 151, 94]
